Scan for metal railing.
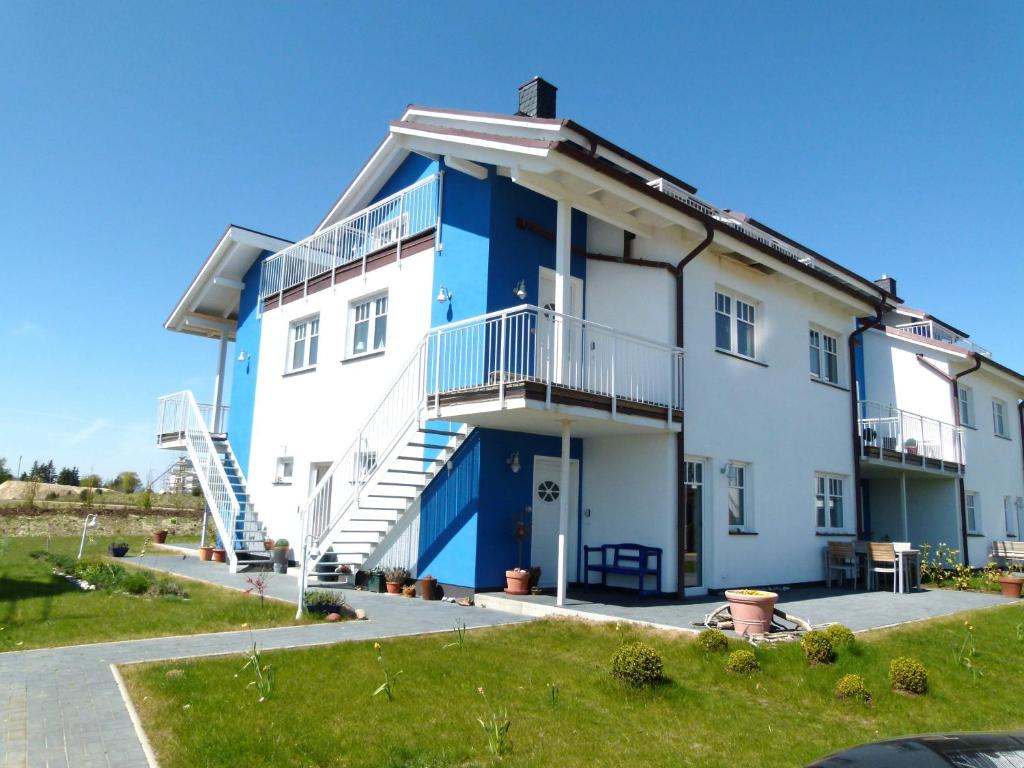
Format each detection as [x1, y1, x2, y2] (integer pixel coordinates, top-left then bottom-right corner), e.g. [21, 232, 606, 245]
[260, 173, 441, 302]
[154, 391, 242, 568]
[858, 400, 964, 469]
[893, 321, 991, 357]
[157, 395, 228, 438]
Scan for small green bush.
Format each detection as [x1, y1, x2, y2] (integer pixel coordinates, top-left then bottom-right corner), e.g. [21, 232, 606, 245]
[153, 576, 189, 598]
[610, 641, 664, 687]
[697, 628, 728, 653]
[825, 624, 855, 648]
[801, 630, 836, 665]
[889, 656, 928, 694]
[44, 492, 58, 501]
[121, 571, 153, 595]
[834, 673, 871, 702]
[726, 649, 759, 674]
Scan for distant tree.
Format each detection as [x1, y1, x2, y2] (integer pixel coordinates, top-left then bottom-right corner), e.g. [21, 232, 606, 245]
[0, 458, 11, 484]
[116, 471, 142, 495]
[27, 460, 41, 481]
[43, 460, 56, 483]
[56, 467, 80, 486]
[80, 474, 103, 489]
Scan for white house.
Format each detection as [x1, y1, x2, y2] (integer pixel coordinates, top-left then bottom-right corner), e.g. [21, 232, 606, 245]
[156, 78, 1024, 603]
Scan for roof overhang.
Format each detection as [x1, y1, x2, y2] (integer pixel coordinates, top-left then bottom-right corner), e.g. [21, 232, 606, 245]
[165, 225, 293, 340]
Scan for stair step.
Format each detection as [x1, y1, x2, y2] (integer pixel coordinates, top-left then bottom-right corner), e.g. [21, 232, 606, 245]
[351, 510, 402, 522]
[326, 542, 375, 555]
[386, 469, 433, 475]
[418, 427, 461, 437]
[396, 455, 446, 463]
[333, 532, 383, 545]
[376, 482, 425, 488]
[406, 442, 455, 450]
[366, 494, 416, 500]
[344, 519, 392, 533]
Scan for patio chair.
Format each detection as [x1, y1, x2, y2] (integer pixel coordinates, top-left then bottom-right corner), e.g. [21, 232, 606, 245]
[867, 542, 899, 593]
[892, 541, 921, 591]
[825, 541, 859, 589]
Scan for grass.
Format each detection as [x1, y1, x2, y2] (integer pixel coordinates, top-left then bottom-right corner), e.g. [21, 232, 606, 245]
[123, 605, 1024, 768]
[0, 535, 301, 652]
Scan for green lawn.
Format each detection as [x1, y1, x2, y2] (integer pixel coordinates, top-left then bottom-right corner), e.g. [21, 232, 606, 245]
[123, 605, 1024, 768]
[0, 536, 301, 651]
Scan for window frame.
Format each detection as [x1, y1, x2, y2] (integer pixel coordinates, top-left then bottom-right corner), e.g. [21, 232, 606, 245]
[286, 315, 320, 373]
[809, 326, 841, 385]
[714, 289, 759, 360]
[815, 472, 847, 532]
[958, 385, 974, 427]
[726, 461, 752, 532]
[992, 398, 1009, 438]
[348, 291, 389, 359]
[274, 456, 294, 485]
[965, 491, 981, 535]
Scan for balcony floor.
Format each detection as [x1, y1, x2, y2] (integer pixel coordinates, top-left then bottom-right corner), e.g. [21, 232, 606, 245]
[860, 443, 963, 475]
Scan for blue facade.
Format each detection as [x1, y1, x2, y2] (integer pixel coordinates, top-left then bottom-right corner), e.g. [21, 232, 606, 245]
[370, 153, 438, 204]
[226, 253, 267, 477]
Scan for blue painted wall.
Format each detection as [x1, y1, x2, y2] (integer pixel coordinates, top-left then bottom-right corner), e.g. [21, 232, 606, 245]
[370, 153, 438, 204]
[227, 254, 266, 477]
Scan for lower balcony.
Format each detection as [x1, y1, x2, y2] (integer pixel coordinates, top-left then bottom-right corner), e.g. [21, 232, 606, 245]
[857, 400, 964, 475]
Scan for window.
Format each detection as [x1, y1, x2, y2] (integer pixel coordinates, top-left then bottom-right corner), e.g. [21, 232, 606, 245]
[727, 463, 748, 529]
[715, 290, 757, 358]
[958, 385, 974, 427]
[809, 329, 840, 384]
[992, 398, 1009, 438]
[815, 474, 845, 530]
[275, 457, 294, 484]
[965, 492, 980, 534]
[351, 293, 388, 357]
[288, 316, 319, 372]
[1005, 496, 1018, 537]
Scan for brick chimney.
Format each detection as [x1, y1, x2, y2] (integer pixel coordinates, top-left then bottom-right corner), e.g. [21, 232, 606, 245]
[874, 274, 897, 296]
[517, 77, 557, 119]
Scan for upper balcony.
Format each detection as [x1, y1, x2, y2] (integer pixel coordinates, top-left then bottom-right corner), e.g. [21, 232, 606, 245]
[259, 173, 440, 308]
[893, 320, 991, 358]
[857, 400, 964, 475]
[157, 391, 229, 448]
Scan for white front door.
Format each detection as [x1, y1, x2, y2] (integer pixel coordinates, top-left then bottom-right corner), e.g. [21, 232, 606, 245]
[530, 456, 580, 588]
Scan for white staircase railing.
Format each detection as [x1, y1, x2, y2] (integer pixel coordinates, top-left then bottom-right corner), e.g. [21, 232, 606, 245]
[156, 390, 243, 570]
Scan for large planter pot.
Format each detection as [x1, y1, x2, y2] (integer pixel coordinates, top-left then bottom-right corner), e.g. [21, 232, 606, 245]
[997, 575, 1024, 598]
[419, 576, 438, 601]
[211, 548, 227, 563]
[108, 545, 129, 558]
[198, 545, 214, 561]
[504, 570, 530, 596]
[725, 589, 779, 636]
[152, 530, 168, 544]
[366, 573, 386, 593]
[386, 581, 402, 594]
[272, 546, 289, 574]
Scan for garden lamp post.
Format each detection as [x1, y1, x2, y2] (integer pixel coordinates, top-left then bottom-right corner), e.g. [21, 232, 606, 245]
[77, 513, 98, 559]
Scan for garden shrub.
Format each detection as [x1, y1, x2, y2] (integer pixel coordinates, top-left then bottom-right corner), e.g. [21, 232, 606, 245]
[889, 656, 928, 694]
[825, 624, 855, 648]
[610, 641, 664, 687]
[697, 628, 728, 653]
[120, 571, 153, 595]
[153, 577, 189, 598]
[44, 492, 58, 501]
[834, 673, 871, 702]
[726, 649, 759, 674]
[801, 630, 836, 665]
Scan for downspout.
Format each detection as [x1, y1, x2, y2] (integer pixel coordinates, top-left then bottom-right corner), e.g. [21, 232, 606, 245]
[672, 224, 714, 598]
[848, 307, 887, 539]
[915, 353, 982, 563]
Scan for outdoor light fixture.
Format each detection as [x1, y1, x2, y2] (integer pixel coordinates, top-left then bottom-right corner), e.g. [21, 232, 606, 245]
[436, 285, 453, 303]
[237, 350, 251, 363]
[506, 451, 521, 474]
[77, 513, 98, 559]
[513, 280, 528, 301]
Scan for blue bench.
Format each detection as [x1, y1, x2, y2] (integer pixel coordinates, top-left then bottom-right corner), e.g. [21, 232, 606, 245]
[584, 543, 662, 596]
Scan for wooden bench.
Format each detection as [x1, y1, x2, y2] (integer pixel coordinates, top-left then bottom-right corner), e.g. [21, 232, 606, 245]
[991, 540, 1024, 568]
[583, 543, 662, 596]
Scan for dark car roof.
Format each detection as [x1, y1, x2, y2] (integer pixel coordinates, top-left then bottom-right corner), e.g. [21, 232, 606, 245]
[809, 732, 1024, 767]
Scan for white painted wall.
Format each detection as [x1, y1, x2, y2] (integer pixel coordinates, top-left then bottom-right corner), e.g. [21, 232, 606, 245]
[861, 330, 956, 423]
[246, 250, 435, 549]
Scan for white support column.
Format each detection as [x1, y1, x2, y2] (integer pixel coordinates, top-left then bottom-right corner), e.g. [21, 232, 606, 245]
[211, 332, 228, 433]
[554, 199, 572, 385]
[556, 419, 572, 607]
[900, 471, 909, 541]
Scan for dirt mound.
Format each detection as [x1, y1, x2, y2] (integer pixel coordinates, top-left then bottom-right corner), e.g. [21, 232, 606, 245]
[0, 479, 84, 501]
[0, 507, 203, 537]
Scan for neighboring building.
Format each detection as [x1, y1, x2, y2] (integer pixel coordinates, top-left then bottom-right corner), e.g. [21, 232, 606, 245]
[162, 455, 200, 495]
[156, 78, 1024, 599]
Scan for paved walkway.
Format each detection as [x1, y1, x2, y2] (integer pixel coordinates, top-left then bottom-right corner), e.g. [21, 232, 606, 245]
[0, 557, 529, 768]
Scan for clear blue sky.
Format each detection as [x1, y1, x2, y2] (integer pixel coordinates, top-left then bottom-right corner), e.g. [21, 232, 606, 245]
[0, 1, 1021, 480]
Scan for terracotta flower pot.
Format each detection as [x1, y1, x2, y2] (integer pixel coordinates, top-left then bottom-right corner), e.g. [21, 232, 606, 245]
[418, 575, 438, 600]
[386, 581, 401, 594]
[998, 575, 1023, 598]
[152, 530, 168, 544]
[725, 589, 779, 636]
[505, 570, 530, 595]
[198, 545, 214, 561]
[211, 547, 227, 563]
[263, 539, 274, 551]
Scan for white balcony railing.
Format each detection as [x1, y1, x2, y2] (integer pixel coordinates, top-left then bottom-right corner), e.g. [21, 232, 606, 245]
[260, 173, 441, 302]
[893, 320, 991, 357]
[157, 394, 228, 440]
[858, 400, 964, 469]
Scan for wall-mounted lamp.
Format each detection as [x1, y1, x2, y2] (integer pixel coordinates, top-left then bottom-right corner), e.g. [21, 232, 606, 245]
[237, 351, 251, 363]
[506, 450, 521, 474]
[436, 286, 453, 303]
[513, 280, 528, 301]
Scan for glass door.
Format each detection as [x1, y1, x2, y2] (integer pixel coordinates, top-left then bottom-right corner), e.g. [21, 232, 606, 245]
[683, 459, 704, 587]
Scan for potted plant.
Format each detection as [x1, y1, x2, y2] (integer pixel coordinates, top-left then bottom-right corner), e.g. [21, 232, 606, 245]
[107, 542, 129, 558]
[198, 544, 214, 561]
[401, 583, 416, 598]
[505, 515, 531, 595]
[263, 537, 274, 551]
[212, 547, 227, 563]
[272, 538, 290, 574]
[418, 573, 438, 601]
[303, 589, 348, 616]
[904, 438, 918, 455]
[335, 564, 353, 585]
[385, 566, 409, 594]
[366, 567, 386, 593]
[725, 588, 779, 636]
[152, 528, 168, 544]
[997, 570, 1024, 598]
